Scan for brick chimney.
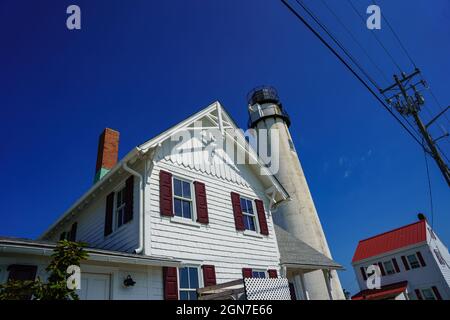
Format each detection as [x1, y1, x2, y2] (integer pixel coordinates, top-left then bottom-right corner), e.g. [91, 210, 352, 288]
[94, 128, 120, 183]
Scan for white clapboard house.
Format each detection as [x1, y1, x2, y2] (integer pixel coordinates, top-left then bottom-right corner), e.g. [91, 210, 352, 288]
[351, 215, 450, 300]
[0, 102, 342, 300]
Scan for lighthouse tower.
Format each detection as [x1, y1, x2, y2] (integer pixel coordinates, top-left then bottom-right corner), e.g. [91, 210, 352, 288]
[247, 86, 344, 300]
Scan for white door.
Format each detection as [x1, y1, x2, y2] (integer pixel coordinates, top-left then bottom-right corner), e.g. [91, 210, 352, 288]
[77, 273, 111, 300]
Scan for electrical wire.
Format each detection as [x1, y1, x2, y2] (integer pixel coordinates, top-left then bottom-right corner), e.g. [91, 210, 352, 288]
[372, 0, 417, 69]
[347, 0, 403, 73]
[293, 0, 381, 90]
[320, 0, 390, 84]
[280, 0, 425, 149]
[423, 143, 434, 227]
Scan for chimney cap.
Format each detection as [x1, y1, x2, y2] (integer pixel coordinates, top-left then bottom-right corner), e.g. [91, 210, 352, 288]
[417, 213, 427, 221]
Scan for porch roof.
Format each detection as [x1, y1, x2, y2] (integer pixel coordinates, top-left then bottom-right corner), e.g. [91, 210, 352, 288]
[351, 281, 408, 300]
[274, 225, 343, 270]
[0, 237, 181, 267]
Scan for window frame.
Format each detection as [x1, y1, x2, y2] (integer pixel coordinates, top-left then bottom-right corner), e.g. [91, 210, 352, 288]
[251, 269, 267, 279]
[178, 265, 202, 300]
[383, 260, 396, 275]
[420, 288, 437, 300]
[114, 184, 127, 230]
[240, 196, 259, 233]
[172, 175, 196, 221]
[407, 253, 421, 269]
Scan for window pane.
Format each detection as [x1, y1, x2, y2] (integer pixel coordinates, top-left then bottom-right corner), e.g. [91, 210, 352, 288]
[182, 200, 192, 219]
[243, 215, 250, 230]
[182, 181, 191, 199]
[174, 179, 182, 197]
[422, 289, 435, 300]
[189, 291, 198, 300]
[240, 198, 247, 212]
[249, 216, 256, 231]
[179, 291, 188, 300]
[246, 200, 254, 214]
[407, 255, 420, 268]
[174, 199, 182, 217]
[384, 261, 395, 275]
[179, 267, 189, 289]
[189, 267, 199, 289]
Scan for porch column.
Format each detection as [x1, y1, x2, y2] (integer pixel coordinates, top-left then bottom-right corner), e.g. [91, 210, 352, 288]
[322, 269, 333, 300]
[294, 272, 308, 300]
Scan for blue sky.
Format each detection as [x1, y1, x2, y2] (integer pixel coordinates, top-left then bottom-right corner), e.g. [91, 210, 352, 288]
[0, 0, 449, 295]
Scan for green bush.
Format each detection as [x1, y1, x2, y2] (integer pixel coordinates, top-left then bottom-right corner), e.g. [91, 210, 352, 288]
[0, 240, 88, 300]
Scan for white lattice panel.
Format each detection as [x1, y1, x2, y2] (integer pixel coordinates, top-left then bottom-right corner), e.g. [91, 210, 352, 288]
[244, 278, 291, 300]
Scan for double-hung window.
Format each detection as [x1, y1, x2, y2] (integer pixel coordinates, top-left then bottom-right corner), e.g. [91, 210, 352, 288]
[421, 288, 437, 300]
[178, 267, 199, 300]
[115, 187, 126, 229]
[252, 270, 266, 278]
[407, 254, 421, 269]
[173, 177, 194, 220]
[383, 261, 396, 275]
[240, 197, 257, 232]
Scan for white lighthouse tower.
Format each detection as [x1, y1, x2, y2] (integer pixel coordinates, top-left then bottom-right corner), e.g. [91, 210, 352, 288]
[248, 86, 344, 300]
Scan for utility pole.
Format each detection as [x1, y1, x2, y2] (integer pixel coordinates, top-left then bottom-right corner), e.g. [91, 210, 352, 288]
[381, 68, 450, 187]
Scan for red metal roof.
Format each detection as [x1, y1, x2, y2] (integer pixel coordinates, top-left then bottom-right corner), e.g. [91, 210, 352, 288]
[352, 220, 427, 263]
[351, 281, 408, 300]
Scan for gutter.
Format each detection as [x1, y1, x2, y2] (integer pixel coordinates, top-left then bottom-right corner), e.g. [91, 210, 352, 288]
[0, 244, 180, 267]
[39, 148, 141, 240]
[122, 150, 146, 255]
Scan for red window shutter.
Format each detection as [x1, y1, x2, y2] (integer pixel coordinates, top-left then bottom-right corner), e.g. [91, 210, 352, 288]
[255, 199, 269, 235]
[69, 222, 78, 241]
[242, 268, 253, 278]
[163, 267, 178, 300]
[104, 192, 114, 236]
[159, 171, 174, 217]
[360, 267, 367, 281]
[231, 192, 245, 231]
[415, 289, 423, 300]
[392, 258, 400, 273]
[202, 265, 217, 287]
[194, 181, 209, 224]
[401, 256, 410, 270]
[377, 262, 386, 276]
[431, 286, 442, 300]
[124, 175, 134, 223]
[268, 269, 278, 278]
[416, 251, 426, 267]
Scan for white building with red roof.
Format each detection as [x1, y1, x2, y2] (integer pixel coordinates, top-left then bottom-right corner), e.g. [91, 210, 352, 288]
[351, 215, 450, 300]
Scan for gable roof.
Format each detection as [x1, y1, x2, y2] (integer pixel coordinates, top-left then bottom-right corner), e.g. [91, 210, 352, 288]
[352, 220, 427, 263]
[274, 225, 343, 270]
[40, 101, 289, 239]
[351, 281, 408, 300]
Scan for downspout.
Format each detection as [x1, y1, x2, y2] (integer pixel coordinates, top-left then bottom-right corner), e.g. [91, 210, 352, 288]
[123, 156, 145, 254]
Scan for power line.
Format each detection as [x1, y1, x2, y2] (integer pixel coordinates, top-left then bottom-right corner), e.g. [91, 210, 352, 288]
[372, 0, 417, 69]
[293, 0, 381, 90]
[347, 0, 403, 73]
[423, 146, 434, 227]
[320, 0, 390, 84]
[280, 0, 425, 149]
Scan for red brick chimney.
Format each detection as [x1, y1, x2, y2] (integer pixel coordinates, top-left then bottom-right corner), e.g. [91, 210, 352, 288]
[94, 128, 119, 183]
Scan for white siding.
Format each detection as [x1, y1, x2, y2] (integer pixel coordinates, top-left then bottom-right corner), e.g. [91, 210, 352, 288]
[46, 172, 141, 253]
[427, 224, 450, 297]
[353, 243, 449, 299]
[0, 253, 163, 300]
[145, 140, 281, 283]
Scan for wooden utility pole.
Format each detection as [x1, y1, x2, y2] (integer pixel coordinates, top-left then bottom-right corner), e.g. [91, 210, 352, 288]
[381, 68, 450, 187]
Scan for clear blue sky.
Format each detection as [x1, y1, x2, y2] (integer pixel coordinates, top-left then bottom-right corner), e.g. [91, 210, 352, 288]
[1, 0, 449, 295]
